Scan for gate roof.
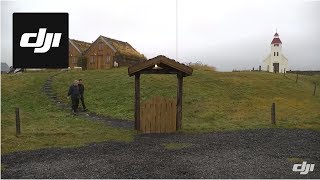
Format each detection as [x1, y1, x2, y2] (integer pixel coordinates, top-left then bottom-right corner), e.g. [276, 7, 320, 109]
[128, 55, 193, 76]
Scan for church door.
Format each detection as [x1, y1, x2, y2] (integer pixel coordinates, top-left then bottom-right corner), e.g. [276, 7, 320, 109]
[273, 63, 279, 73]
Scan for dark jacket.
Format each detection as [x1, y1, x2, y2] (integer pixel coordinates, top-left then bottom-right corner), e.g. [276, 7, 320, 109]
[78, 84, 84, 96]
[68, 85, 80, 98]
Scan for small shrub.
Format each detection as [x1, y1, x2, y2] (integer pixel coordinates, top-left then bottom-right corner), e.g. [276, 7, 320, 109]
[77, 56, 88, 70]
[188, 61, 216, 72]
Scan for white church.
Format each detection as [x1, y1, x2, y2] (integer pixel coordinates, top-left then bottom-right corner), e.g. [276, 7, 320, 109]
[263, 32, 288, 73]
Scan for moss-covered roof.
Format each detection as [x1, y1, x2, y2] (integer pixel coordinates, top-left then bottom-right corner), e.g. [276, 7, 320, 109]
[70, 39, 91, 53]
[101, 36, 146, 60]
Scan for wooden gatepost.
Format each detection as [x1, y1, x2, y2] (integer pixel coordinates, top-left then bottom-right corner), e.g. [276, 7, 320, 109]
[128, 55, 193, 133]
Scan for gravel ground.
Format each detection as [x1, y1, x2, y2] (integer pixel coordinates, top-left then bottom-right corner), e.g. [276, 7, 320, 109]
[2, 129, 319, 179]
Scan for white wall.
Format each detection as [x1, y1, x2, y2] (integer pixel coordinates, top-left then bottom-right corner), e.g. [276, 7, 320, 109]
[263, 44, 288, 72]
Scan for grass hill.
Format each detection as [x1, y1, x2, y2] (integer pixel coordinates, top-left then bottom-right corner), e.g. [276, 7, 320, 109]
[52, 68, 320, 132]
[2, 68, 319, 154]
[1, 72, 134, 154]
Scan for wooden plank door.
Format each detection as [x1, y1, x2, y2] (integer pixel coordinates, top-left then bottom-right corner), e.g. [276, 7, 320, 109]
[140, 96, 176, 133]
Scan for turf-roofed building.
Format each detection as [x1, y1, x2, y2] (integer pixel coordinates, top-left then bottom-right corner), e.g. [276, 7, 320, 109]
[84, 35, 146, 70]
[69, 39, 92, 69]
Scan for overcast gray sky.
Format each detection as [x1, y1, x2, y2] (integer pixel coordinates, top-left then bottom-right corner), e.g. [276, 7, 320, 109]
[1, 0, 319, 71]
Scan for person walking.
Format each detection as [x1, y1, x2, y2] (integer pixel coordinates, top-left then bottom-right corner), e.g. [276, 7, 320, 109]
[68, 80, 80, 115]
[78, 79, 87, 111]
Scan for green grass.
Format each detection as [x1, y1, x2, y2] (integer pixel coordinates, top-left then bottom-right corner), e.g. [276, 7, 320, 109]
[287, 157, 304, 163]
[1, 72, 134, 155]
[1, 164, 6, 171]
[162, 143, 193, 150]
[52, 68, 320, 132]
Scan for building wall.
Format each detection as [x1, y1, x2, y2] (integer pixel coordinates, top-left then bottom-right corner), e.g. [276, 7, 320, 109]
[85, 38, 116, 70]
[263, 44, 288, 73]
[69, 43, 81, 69]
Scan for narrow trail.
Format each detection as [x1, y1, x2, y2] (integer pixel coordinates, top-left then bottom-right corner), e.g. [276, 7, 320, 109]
[42, 72, 134, 129]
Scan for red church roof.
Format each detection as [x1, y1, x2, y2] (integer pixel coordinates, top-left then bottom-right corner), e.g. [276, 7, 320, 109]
[271, 31, 282, 44]
[271, 32, 282, 44]
[271, 38, 282, 44]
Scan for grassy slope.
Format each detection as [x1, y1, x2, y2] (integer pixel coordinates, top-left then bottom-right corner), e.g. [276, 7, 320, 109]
[1, 72, 134, 155]
[52, 68, 320, 132]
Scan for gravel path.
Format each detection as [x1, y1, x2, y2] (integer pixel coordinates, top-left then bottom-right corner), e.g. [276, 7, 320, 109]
[43, 72, 134, 129]
[2, 129, 319, 178]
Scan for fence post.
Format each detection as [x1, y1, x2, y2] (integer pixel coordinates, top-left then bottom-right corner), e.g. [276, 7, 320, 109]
[134, 73, 141, 130]
[314, 82, 317, 96]
[284, 68, 286, 76]
[271, 103, 276, 125]
[176, 74, 183, 130]
[296, 74, 298, 83]
[15, 107, 21, 136]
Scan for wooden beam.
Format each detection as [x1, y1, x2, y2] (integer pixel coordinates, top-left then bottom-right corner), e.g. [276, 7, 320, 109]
[140, 69, 181, 75]
[176, 74, 183, 130]
[134, 73, 141, 130]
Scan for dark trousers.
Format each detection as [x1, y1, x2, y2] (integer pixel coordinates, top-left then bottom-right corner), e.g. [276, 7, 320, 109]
[71, 97, 79, 112]
[80, 95, 86, 109]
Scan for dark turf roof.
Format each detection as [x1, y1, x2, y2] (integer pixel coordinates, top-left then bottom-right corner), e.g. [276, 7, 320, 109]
[69, 39, 92, 53]
[101, 36, 145, 60]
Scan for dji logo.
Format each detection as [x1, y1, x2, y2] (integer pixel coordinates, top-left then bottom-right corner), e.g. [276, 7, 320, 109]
[292, 161, 315, 175]
[20, 28, 61, 53]
[13, 13, 68, 68]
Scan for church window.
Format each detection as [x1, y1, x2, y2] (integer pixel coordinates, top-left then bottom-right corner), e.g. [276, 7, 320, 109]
[274, 52, 276, 56]
[277, 52, 279, 56]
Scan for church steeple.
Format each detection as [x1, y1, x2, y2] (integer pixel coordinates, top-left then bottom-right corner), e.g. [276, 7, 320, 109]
[271, 32, 282, 44]
[263, 31, 288, 73]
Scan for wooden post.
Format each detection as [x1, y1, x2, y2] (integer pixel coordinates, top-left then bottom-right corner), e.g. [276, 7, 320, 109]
[176, 74, 183, 130]
[259, 66, 261, 71]
[15, 107, 21, 136]
[313, 82, 317, 96]
[134, 73, 141, 130]
[271, 103, 276, 125]
[296, 74, 298, 83]
[284, 68, 286, 76]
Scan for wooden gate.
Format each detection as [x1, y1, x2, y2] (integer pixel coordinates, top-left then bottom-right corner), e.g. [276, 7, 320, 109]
[140, 96, 176, 133]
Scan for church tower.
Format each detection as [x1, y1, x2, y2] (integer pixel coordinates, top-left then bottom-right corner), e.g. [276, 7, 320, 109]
[263, 32, 288, 73]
